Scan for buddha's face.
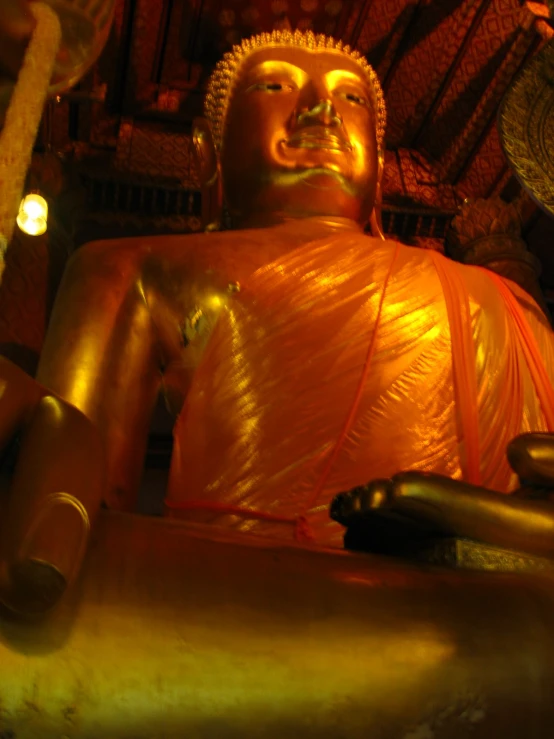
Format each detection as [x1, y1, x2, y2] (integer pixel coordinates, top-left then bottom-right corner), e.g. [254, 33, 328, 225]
[219, 46, 380, 226]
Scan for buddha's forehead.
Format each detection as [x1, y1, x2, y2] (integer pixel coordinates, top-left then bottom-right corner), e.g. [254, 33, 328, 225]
[236, 46, 368, 86]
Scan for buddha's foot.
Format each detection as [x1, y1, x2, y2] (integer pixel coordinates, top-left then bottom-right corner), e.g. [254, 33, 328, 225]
[330, 479, 394, 525]
[331, 469, 554, 567]
[330, 477, 443, 557]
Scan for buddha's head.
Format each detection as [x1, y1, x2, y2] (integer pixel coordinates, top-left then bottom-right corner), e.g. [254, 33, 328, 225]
[194, 30, 386, 231]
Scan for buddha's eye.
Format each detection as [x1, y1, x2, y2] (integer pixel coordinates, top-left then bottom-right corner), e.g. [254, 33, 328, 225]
[344, 92, 366, 105]
[247, 81, 293, 93]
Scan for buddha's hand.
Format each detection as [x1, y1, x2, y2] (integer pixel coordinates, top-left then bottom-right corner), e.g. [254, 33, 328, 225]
[0, 0, 35, 81]
[0, 357, 104, 616]
[330, 434, 554, 560]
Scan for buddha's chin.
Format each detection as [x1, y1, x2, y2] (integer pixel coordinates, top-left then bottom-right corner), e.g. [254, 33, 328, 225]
[296, 167, 349, 191]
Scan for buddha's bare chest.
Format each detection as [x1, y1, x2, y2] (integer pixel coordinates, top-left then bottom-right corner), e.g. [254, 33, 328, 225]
[142, 233, 292, 406]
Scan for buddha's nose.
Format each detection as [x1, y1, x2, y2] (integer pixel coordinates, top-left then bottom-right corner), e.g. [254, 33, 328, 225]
[297, 99, 342, 128]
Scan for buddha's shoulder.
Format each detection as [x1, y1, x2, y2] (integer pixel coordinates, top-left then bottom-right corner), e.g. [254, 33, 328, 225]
[74, 231, 214, 264]
[74, 230, 263, 271]
[374, 239, 489, 278]
[369, 238, 444, 272]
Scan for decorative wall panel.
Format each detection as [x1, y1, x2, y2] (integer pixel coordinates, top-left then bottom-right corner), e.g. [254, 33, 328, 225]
[383, 0, 481, 147]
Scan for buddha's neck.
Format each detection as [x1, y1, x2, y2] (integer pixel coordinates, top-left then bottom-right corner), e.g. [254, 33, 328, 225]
[232, 214, 365, 237]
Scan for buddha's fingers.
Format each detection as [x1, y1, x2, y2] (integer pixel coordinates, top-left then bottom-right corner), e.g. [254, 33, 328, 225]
[507, 433, 554, 487]
[1, 396, 104, 615]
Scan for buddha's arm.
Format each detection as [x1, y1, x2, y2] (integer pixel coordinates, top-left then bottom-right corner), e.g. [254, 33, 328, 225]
[37, 242, 162, 510]
[0, 355, 104, 614]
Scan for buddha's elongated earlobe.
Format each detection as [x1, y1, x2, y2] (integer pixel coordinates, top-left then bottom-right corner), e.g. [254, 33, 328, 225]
[192, 118, 223, 231]
[369, 153, 385, 240]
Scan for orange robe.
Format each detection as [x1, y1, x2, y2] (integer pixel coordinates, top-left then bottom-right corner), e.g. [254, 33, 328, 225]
[166, 233, 554, 546]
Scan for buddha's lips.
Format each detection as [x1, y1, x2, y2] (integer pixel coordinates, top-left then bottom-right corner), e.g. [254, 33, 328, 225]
[285, 131, 351, 152]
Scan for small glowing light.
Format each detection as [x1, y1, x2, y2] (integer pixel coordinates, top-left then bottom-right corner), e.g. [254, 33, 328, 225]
[17, 194, 48, 236]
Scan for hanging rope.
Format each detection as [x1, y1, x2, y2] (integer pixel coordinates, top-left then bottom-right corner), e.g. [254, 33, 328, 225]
[0, 3, 61, 283]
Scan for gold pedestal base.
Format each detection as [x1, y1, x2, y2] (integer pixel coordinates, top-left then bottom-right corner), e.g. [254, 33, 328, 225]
[1, 511, 554, 737]
[420, 537, 554, 573]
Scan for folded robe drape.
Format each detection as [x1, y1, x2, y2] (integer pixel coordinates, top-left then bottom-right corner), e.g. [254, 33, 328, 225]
[166, 234, 554, 547]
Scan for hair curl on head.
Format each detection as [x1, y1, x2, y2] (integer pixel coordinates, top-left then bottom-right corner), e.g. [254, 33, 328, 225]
[205, 29, 386, 154]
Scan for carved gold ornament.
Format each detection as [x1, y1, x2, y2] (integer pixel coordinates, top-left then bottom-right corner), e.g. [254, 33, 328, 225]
[499, 39, 554, 217]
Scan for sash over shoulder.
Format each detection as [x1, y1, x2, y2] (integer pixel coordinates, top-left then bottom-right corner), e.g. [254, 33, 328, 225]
[166, 233, 554, 546]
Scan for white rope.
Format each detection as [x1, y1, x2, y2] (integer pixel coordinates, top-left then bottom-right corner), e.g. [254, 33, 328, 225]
[0, 3, 61, 282]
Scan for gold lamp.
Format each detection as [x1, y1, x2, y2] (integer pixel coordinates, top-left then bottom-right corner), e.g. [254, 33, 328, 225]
[16, 192, 48, 236]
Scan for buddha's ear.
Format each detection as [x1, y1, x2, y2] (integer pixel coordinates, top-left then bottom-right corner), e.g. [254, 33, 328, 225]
[369, 153, 385, 240]
[192, 117, 222, 231]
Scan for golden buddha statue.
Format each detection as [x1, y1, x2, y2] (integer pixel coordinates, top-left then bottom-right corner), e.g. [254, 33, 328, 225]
[1, 27, 554, 613]
[3, 22, 554, 739]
